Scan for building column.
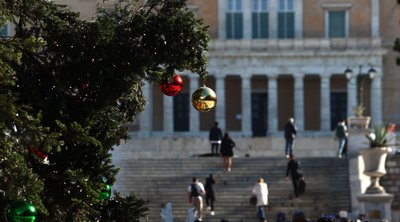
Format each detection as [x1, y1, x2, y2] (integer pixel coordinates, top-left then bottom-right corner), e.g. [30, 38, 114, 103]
[241, 76, 252, 135]
[242, 0, 251, 39]
[320, 75, 331, 131]
[139, 82, 152, 136]
[269, 0, 278, 39]
[371, 0, 380, 38]
[268, 76, 278, 133]
[347, 76, 357, 117]
[215, 76, 226, 131]
[294, 0, 303, 38]
[189, 75, 200, 132]
[163, 93, 174, 133]
[370, 74, 382, 125]
[218, 0, 226, 40]
[294, 74, 305, 131]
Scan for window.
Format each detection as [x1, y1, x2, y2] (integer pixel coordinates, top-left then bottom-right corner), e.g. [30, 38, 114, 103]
[278, 0, 294, 38]
[173, 93, 189, 131]
[330, 92, 347, 130]
[226, 0, 243, 39]
[251, 92, 268, 136]
[252, 0, 269, 39]
[328, 11, 346, 38]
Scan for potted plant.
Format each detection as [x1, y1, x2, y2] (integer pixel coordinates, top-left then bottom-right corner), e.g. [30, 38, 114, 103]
[354, 105, 365, 117]
[360, 124, 392, 194]
[347, 105, 371, 129]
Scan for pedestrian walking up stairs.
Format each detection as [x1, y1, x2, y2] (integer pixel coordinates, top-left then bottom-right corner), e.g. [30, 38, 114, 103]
[113, 157, 350, 222]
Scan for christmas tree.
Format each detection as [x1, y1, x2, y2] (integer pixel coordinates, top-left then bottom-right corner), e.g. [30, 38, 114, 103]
[0, 0, 209, 221]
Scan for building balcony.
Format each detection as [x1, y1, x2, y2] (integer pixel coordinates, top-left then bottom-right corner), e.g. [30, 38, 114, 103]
[208, 38, 385, 56]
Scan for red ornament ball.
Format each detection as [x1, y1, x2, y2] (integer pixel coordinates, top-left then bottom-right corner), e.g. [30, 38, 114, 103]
[28, 147, 47, 160]
[35, 150, 47, 160]
[160, 74, 183, 96]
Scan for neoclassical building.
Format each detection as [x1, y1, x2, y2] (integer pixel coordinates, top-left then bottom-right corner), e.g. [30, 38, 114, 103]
[136, 0, 399, 138]
[5, 0, 400, 138]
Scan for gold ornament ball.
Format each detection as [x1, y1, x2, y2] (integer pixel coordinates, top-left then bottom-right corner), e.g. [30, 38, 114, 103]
[191, 86, 217, 112]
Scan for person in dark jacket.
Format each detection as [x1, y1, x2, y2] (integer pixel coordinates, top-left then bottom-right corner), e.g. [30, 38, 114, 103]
[335, 118, 348, 158]
[205, 174, 216, 216]
[284, 117, 297, 158]
[285, 155, 303, 199]
[220, 133, 235, 172]
[209, 121, 223, 156]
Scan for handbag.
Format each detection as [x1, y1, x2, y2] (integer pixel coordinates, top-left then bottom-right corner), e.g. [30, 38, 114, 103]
[249, 195, 257, 205]
[298, 178, 306, 195]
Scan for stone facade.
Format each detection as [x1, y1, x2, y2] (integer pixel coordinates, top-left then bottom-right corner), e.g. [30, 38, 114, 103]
[382, 155, 400, 210]
[53, 1, 400, 137]
[135, 0, 394, 137]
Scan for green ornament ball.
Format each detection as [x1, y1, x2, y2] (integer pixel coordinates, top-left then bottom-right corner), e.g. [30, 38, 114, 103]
[98, 184, 111, 201]
[7, 201, 36, 222]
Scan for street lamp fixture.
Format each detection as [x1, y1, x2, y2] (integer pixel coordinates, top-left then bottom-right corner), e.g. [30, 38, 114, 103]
[344, 65, 376, 80]
[344, 67, 353, 80]
[344, 65, 376, 117]
[368, 67, 376, 79]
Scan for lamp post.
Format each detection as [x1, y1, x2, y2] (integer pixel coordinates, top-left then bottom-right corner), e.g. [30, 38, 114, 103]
[344, 65, 376, 117]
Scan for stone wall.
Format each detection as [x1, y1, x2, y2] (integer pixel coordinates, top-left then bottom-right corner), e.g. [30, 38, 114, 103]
[381, 155, 400, 211]
[113, 136, 338, 159]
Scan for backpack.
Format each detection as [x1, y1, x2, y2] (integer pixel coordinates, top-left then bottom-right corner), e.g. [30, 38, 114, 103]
[336, 125, 346, 138]
[191, 184, 201, 197]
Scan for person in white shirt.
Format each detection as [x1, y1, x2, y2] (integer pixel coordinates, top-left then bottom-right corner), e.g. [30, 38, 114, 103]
[252, 177, 269, 222]
[187, 177, 206, 221]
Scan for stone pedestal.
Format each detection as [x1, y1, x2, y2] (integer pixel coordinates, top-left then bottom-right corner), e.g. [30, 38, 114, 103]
[348, 116, 371, 130]
[349, 156, 370, 216]
[347, 116, 371, 158]
[347, 128, 370, 158]
[357, 193, 393, 222]
[347, 128, 391, 218]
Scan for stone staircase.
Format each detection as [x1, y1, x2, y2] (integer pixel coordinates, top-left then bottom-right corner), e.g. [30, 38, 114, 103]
[112, 157, 351, 222]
